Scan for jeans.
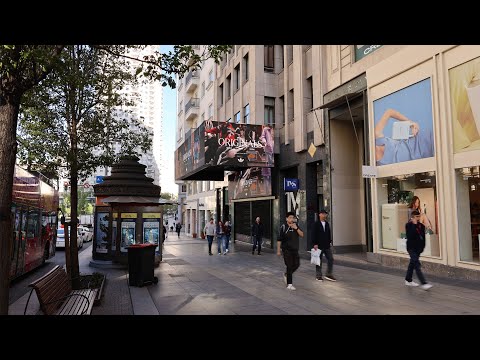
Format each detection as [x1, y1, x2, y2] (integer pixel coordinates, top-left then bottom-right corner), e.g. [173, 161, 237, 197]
[252, 236, 262, 254]
[405, 250, 427, 284]
[206, 235, 214, 254]
[224, 234, 231, 251]
[315, 248, 334, 278]
[217, 234, 225, 253]
[283, 248, 300, 285]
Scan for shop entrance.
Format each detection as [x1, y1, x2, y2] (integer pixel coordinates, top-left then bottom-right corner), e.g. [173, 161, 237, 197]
[327, 93, 372, 252]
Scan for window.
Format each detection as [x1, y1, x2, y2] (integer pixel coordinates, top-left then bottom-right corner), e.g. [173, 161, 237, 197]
[227, 118, 232, 123]
[208, 69, 214, 86]
[286, 45, 293, 64]
[264, 45, 274, 72]
[306, 76, 313, 111]
[234, 111, 241, 124]
[181, 185, 187, 193]
[219, 83, 224, 106]
[288, 89, 294, 121]
[201, 81, 205, 98]
[279, 95, 285, 126]
[208, 103, 213, 119]
[234, 64, 240, 91]
[279, 45, 284, 69]
[226, 74, 231, 99]
[243, 53, 249, 82]
[179, 100, 183, 113]
[264, 97, 275, 125]
[244, 104, 250, 124]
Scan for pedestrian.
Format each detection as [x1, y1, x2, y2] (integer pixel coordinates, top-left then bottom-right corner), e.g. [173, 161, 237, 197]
[404, 210, 433, 290]
[216, 220, 226, 255]
[162, 225, 167, 247]
[251, 216, 264, 255]
[277, 211, 304, 290]
[204, 218, 216, 255]
[312, 209, 336, 282]
[224, 220, 232, 254]
[175, 223, 182, 238]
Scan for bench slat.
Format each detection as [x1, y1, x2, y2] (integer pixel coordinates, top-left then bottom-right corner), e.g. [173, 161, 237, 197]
[56, 289, 97, 315]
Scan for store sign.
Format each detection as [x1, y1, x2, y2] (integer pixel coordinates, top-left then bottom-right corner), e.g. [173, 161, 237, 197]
[355, 45, 382, 61]
[362, 165, 378, 178]
[96, 176, 104, 184]
[284, 178, 299, 191]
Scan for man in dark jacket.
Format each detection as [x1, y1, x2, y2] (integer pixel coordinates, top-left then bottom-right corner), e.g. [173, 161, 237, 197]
[277, 211, 304, 290]
[312, 209, 336, 282]
[405, 210, 433, 290]
[251, 216, 264, 255]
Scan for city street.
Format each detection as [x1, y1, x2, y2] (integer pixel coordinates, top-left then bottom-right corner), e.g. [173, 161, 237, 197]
[9, 233, 480, 315]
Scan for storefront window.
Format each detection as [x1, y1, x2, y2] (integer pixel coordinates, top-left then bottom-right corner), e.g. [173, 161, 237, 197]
[376, 171, 440, 256]
[456, 167, 480, 263]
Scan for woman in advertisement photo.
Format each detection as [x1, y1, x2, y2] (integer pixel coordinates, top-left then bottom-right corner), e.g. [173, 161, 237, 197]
[374, 79, 435, 166]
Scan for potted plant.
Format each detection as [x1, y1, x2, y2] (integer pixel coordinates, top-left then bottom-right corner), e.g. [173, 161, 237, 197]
[192, 232, 197, 238]
[200, 231, 205, 239]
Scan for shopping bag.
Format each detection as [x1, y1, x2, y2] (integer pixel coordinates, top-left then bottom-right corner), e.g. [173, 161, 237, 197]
[310, 248, 321, 266]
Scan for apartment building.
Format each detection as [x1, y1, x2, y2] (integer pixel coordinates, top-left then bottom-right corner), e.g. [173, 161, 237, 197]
[175, 44, 480, 278]
[175, 45, 227, 237]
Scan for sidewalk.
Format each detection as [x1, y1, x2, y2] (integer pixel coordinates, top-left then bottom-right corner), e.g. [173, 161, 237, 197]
[10, 232, 480, 315]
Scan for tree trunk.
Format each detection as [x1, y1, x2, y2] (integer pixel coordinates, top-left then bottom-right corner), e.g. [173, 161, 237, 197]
[69, 111, 80, 289]
[0, 101, 20, 315]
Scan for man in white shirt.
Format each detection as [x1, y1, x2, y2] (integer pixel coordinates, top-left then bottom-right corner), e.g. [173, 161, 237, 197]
[204, 218, 216, 255]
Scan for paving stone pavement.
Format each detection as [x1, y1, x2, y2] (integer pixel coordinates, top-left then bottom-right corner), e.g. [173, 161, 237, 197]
[9, 233, 480, 315]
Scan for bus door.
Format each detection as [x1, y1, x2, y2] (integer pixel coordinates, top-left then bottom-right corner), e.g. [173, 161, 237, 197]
[25, 209, 40, 273]
[13, 209, 28, 278]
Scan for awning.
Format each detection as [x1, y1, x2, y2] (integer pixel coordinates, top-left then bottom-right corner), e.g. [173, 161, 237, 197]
[101, 195, 179, 205]
[319, 91, 363, 110]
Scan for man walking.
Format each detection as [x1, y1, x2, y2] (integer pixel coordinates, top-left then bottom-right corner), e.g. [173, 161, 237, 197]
[277, 211, 304, 290]
[405, 210, 433, 290]
[204, 218, 216, 255]
[175, 223, 182, 238]
[312, 209, 336, 282]
[224, 220, 232, 254]
[251, 216, 264, 255]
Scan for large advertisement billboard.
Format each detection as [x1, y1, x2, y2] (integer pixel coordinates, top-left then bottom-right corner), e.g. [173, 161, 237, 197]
[228, 167, 272, 200]
[373, 78, 435, 166]
[449, 56, 480, 153]
[175, 120, 274, 180]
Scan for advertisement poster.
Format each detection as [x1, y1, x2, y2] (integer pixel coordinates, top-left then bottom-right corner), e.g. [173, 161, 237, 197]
[204, 121, 274, 167]
[229, 167, 272, 200]
[373, 78, 434, 166]
[449, 56, 480, 153]
[120, 221, 136, 252]
[143, 220, 160, 251]
[96, 212, 109, 253]
[111, 213, 117, 251]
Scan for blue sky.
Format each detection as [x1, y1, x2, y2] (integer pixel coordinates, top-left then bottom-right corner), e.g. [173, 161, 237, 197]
[159, 45, 177, 196]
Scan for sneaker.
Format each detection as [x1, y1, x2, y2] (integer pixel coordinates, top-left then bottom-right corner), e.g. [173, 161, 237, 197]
[405, 280, 419, 287]
[226, 249, 229, 253]
[324, 275, 337, 282]
[286, 284, 296, 290]
[223, 251, 227, 255]
[218, 252, 221, 255]
[283, 273, 287, 284]
[420, 283, 433, 290]
[316, 277, 323, 282]
[257, 253, 262, 256]
[209, 252, 213, 256]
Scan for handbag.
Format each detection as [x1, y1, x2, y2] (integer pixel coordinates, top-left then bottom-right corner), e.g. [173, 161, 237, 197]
[310, 248, 321, 266]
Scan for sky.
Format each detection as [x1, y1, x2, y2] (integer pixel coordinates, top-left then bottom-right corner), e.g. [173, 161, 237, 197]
[159, 45, 177, 196]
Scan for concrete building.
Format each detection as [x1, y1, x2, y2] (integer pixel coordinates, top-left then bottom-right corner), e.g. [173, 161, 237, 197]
[175, 45, 480, 279]
[175, 45, 227, 236]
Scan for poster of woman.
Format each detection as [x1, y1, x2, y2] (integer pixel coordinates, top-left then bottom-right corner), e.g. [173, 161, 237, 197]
[449, 56, 480, 153]
[373, 78, 435, 166]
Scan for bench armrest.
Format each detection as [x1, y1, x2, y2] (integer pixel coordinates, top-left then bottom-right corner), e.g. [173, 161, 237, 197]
[43, 292, 92, 315]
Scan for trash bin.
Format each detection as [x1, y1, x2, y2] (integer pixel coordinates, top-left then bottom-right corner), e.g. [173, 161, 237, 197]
[127, 243, 159, 287]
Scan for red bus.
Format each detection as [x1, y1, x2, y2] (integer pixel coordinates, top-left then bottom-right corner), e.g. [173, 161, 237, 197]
[10, 165, 59, 280]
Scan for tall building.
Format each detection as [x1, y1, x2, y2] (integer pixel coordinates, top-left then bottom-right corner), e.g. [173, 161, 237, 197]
[175, 45, 480, 279]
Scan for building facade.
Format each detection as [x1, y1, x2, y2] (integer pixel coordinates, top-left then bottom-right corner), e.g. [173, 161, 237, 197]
[175, 45, 480, 278]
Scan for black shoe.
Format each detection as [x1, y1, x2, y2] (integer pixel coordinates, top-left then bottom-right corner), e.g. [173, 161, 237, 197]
[316, 277, 323, 282]
[252, 252, 255, 255]
[257, 253, 262, 255]
[209, 252, 213, 255]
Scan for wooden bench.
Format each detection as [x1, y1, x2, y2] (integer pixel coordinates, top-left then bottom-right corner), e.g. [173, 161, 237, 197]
[24, 265, 97, 315]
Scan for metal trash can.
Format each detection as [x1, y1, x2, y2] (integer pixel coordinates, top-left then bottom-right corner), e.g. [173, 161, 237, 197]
[127, 243, 158, 287]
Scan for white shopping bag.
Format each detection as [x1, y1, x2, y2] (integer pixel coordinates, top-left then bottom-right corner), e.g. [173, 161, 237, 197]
[310, 248, 321, 266]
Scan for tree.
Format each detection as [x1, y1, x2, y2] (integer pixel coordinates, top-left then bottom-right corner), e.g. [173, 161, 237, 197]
[161, 192, 178, 217]
[0, 44, 231, 314]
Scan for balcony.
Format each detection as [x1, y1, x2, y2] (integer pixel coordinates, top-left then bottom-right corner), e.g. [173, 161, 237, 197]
[185, 98, 199, 122]
[185, 70, 199, 93]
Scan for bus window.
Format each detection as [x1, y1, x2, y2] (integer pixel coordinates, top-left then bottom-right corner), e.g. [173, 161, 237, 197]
[27, 210, 39, 239]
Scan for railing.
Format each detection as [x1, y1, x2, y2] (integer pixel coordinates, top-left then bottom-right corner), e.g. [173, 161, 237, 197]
[185, 70, 199, 86]
[185, 98, 199, 113]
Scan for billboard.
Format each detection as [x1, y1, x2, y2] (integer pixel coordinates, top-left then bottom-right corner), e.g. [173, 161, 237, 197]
[228, 167, 272, 200]
[373, 78, 434, 166]
[449, 56, 480, 153]
[175, 120, 274, 180]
